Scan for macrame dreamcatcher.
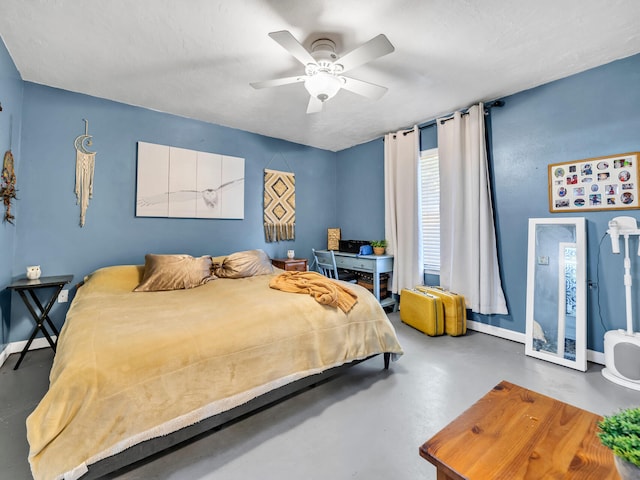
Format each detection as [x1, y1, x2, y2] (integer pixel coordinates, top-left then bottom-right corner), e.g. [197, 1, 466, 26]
[74, 119, 96, 227]
[1, 149, 17, 224]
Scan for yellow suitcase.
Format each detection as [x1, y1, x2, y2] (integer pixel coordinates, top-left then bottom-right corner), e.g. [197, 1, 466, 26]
[399, 288, 444, 336]
[416, 286, 467, 336]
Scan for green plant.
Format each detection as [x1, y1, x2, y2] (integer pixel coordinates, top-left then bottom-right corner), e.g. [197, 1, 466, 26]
[598, 407, 640, 467]
[370, 240, 387, 248]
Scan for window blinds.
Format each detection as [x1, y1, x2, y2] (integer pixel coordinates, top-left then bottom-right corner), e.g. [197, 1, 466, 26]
[420, 148, 440, 273]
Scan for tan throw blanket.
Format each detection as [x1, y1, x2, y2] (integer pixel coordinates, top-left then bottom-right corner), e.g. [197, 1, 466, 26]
[269, 271, 358, 312]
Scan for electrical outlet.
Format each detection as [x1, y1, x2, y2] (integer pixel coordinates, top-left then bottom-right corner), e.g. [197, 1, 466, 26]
[58, 289, 69, 303]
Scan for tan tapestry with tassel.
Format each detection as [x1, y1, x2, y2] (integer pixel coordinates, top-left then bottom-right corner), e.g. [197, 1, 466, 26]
[264, 169, 295, 242]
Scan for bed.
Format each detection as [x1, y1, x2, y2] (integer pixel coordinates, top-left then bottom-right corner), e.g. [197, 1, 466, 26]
[26, 251, 403, 480]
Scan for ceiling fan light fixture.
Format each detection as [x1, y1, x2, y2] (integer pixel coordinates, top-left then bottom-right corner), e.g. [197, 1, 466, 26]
[304, 72, 342, 102]
[253, 31, 394, 112]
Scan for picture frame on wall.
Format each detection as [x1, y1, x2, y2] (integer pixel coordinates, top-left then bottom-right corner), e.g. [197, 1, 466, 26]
[548, 152, 640, 213]
[136, 142, 245, 219]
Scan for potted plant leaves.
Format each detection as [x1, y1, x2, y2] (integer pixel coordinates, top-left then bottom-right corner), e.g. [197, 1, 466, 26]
[370, 240, 387, 255]
[598, 407, 640, 479]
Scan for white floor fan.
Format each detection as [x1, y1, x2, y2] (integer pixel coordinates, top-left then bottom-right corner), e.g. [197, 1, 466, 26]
[603, 216, 640, 390]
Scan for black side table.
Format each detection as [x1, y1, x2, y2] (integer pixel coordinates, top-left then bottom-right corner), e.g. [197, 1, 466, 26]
[7, 274, 73, 369]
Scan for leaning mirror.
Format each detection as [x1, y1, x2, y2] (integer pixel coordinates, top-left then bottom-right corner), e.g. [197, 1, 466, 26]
[525, 217, 587, 371]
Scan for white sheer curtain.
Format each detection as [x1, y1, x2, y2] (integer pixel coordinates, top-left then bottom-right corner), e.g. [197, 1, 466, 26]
[438, 104, 508, 315]
[384, 126, 423, 293]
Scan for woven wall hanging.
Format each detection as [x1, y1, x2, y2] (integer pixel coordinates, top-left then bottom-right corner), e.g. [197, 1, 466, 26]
[74, 119, 96, 227]
[264, 168, 295, 242]
[1, 149, 16, 224]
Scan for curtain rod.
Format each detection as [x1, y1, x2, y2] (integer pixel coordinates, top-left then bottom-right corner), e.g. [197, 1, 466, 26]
[403, 100, 506, 135]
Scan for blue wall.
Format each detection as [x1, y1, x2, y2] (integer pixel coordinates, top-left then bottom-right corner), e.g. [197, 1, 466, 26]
[490, 53, 640, 353]
[339, 53, 640, 353]
[334, 127, 438, 242]
[335, 138, 385, 240]
[5, 43, 640, 354]
[8, 83, 337, 341]
[0, 36, 23, 351]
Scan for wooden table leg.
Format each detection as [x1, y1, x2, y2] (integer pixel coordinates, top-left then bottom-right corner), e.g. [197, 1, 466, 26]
[437, 468, 459, 480]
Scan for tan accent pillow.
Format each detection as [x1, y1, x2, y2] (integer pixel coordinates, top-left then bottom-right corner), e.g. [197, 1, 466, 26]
[211, 255, 227, 269]
[134, 254, 214, 292]
[214, 249, 274, 278]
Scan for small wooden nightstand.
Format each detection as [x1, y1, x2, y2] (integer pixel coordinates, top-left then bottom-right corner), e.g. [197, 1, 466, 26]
[272, 258, 308, 272]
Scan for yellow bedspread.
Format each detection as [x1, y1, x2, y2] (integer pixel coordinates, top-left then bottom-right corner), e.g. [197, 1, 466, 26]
[27, 265, 403, 480]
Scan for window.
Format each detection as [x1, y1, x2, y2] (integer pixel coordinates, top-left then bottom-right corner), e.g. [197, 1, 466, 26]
[420, 148, 440, 273]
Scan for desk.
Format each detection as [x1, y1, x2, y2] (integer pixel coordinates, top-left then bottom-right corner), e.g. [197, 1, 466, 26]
[7, 275, 73, 370]
[419, 380, 619, 480]
[320, 250, 395, 309]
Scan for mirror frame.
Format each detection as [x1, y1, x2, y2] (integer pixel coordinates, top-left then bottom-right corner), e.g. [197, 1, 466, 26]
[525, 217, 587, 371]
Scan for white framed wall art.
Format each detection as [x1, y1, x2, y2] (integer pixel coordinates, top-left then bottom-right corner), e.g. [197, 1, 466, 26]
[136, 142, 245, 219]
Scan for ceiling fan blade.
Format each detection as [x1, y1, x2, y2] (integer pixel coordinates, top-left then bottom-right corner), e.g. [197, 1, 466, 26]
[341, 76, 388, 100]
[269, 30, 316, 66]
[306, 96, 324, 114]
[250, 76, 307, 89]
[336, 34, 395, 73]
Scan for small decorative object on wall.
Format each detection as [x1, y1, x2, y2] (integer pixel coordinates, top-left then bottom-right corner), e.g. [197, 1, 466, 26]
[1, 149, 17, 224]
[136, 142, 245, 219]
[328, 228, 341, 250]
[264, 169, 295, 242]
[74, 119, 96, 227]
[548, 152, 640, 213]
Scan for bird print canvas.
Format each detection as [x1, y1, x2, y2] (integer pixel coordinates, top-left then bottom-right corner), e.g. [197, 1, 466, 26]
[136, 142, 245, 219]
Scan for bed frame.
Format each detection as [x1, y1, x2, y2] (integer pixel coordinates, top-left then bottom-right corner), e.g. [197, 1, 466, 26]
[83, 352, 391, 479]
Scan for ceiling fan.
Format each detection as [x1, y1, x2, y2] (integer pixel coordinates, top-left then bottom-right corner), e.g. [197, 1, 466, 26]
[250, 30, 395, 114]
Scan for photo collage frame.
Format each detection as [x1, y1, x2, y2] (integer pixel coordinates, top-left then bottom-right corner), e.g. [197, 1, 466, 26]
[548, 152, 640, 213]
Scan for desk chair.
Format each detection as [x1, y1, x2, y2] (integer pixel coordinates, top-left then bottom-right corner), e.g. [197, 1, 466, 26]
[312, 249, 358, 283]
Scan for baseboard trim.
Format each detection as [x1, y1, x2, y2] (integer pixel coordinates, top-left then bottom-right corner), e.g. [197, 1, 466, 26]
[0, 346, 8, 369]
[467, 320, 604, 365]
[0, 337, 57, 369]
[0, 325, 606, 370]
[587, 349, 605, 365]
[467, 319, 526, 343]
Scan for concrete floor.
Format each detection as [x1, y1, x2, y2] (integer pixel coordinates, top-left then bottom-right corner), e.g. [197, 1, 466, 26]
[2, 312, 640, 480]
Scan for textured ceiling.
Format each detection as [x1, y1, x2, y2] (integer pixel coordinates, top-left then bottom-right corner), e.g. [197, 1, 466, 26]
[2, 0, 640, 151]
